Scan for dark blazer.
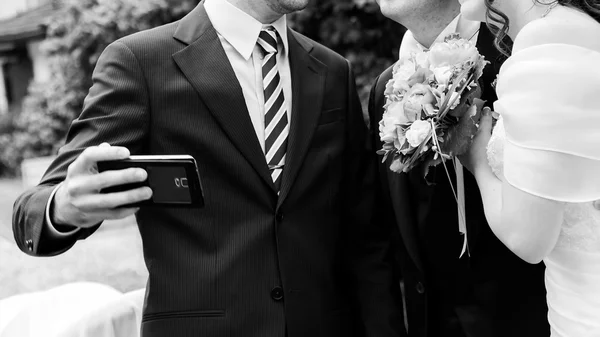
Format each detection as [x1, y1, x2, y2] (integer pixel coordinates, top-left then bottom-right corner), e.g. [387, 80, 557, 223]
[13, 3, 404, 337]
[368, 25, 549, 337]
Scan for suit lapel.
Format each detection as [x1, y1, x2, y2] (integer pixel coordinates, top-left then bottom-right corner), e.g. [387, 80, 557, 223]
[387, 161, 425, 272]
[375, 67, 425, 271]
[171, 3, 275, 192]
[276, 30, 327, 207]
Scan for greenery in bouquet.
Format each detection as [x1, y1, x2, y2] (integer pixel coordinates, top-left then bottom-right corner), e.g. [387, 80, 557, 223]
[377, 34, 488, 182]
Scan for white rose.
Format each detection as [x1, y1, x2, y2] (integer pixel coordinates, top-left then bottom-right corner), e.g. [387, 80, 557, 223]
[394, 126, 407, 151]
[380, 116, 408, 151]
[429, 38, 479, 68]
[392, 79, 410, 95]
[387, 100, 417, 125]
[379, 117, 398, 144]
[380, 101, 406, 144]
[415, 51, 430, 69]
[394, 59, 416, 82]
[405, 120, 432, 148]
[432, 66, 453, 86]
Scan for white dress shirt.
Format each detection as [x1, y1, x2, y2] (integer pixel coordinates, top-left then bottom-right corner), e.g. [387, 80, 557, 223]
[399, 14, 481, 59]
[45, 182, 73, 237]
[205, 0, 293, 153]
[45, 0, 293, 235]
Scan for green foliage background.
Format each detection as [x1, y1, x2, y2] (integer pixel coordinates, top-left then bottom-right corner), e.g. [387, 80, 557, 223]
[0, 0, 404, 176]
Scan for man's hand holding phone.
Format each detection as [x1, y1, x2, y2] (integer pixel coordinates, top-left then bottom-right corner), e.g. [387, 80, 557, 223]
[51, 143, 153, 229]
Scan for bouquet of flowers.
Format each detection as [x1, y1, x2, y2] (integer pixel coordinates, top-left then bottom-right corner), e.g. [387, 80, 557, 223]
[377, 34, 488, 180]
[377, 34, 489, 257]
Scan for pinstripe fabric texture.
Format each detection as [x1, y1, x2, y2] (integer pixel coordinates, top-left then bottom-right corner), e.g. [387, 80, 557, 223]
[258, 27, 288, 191]
[12, 3, 405, 337]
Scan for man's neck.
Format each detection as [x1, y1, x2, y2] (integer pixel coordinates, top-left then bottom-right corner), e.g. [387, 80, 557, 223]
[408, 4, 461, 48]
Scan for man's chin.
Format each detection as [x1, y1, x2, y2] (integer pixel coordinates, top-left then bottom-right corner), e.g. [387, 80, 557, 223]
[376, 1, 404, 23]
[278, 0, 310, 14]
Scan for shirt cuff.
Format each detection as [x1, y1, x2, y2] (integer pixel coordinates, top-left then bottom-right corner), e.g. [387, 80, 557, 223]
[45, 183, 80, 237]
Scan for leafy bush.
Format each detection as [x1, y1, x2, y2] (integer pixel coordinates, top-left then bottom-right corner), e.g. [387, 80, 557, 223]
[0, 0, 404, 176]
[0, 112, 18, 176]
[0, 0, 199, 175]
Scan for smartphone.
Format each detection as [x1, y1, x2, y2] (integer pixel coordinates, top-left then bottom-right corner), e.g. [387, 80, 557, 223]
[97, 155, 204, 208]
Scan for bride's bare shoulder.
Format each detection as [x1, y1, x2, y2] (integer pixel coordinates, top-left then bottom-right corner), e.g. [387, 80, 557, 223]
[514, 6, 600, 52]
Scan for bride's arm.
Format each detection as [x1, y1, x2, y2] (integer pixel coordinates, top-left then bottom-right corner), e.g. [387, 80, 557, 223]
[463, 110, 564, 264]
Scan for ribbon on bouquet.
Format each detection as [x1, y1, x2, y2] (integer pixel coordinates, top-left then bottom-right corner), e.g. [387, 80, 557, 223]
[439, 157, 469, 258]
[454, 159, 468, 258]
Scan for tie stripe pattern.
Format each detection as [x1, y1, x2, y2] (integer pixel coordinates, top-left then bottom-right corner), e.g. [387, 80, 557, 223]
[258, 27, 288, 191]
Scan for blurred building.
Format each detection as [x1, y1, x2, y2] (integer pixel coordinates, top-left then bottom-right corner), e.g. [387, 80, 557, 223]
[0, 0, 63, 115]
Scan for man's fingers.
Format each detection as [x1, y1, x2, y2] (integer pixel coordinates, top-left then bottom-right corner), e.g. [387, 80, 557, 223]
[78, 145, 130, 169]
[594, 200, 600, 210]
[94, 168, 148, 191]
[67, 168, 148, 195]
[68, 145, 130, 177]
[72, 187, 153, 211]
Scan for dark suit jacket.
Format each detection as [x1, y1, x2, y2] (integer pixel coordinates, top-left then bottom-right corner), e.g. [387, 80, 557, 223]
[12, 3, 404, 337]
[368, 25, 550, 337]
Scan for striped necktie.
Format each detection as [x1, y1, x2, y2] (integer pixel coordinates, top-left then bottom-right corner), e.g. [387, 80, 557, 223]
[257, 27, 288, 191]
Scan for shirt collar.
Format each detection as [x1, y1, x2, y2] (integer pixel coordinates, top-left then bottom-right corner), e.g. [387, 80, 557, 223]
[204, 0, 289, 60]
[399, 14, 480, 59]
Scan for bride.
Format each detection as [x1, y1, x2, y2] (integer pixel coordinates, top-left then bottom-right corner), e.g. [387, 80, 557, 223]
[458, 0, 600, 336]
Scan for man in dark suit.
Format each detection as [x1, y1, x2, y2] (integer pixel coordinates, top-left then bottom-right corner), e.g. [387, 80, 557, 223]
[12, 1, 404, 336]
[370, 0, 549, 336]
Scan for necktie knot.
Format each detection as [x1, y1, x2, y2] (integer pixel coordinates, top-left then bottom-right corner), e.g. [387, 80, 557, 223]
[258, 27, 279, 55]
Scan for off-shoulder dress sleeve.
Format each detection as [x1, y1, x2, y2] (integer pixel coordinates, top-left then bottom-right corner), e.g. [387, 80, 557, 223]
[494, 16, 600, 202]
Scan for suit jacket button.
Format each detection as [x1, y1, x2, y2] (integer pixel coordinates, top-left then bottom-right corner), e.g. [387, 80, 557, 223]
[416, 282, 425, 294]
[25, 239, 33, 251]
[271, 286, 284, 301]
[275, 212, 284, 223]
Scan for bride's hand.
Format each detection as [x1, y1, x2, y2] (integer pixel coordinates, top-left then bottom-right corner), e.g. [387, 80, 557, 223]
[460, 107, 494, 175]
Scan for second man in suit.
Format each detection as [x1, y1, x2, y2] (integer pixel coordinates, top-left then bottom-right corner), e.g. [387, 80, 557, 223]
[370, 0, 549, 336]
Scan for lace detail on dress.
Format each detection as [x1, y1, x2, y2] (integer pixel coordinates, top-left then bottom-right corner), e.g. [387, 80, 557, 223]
[557, 203, 600, 253]
[486, 117, 600, 254]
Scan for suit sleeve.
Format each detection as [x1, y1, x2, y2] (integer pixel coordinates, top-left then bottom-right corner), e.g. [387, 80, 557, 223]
[12, 40, 150, 256]
[344, 62, 406, 337]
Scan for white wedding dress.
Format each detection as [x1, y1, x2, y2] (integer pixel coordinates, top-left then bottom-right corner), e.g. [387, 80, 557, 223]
[488, 117, 600, 337]
[486, 7, 600, 336]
